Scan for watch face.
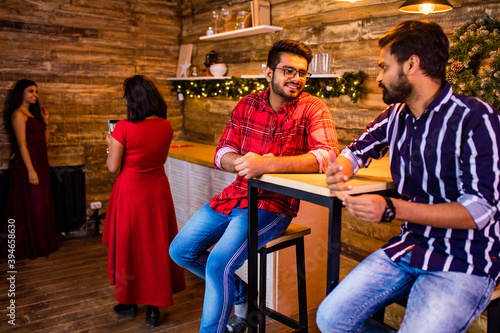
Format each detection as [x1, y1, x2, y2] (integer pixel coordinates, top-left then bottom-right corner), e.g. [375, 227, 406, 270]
[382, 207, 395, 222]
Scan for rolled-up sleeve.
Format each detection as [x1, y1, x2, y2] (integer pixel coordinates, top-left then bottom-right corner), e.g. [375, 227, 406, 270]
[213, 101, 244, 170]
[458, 103, 500, 230]
[306, 102, 339, 173]
[458, 194, 496, 230]
[214, 145, 239, 170]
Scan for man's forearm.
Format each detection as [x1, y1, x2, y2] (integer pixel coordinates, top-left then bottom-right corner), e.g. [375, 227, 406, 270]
[221, 152, 241, 172]
[222, 151, 320, 178]
[393, 200, 477, 229]
[336, 155, 354, 178]
[264, 153, 319, 173]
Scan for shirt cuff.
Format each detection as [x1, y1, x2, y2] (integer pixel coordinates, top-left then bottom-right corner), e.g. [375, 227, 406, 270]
[214, 146, 239, 169]
[339, 148, 363, 175]
[457, 193, 496, 230]
[310, 149, 330, 173]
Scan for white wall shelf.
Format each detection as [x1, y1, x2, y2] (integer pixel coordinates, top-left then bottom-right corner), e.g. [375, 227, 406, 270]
[240, 75, 265, 79]
[241, 74, 341, 79]
[310, 74, 341, 78]
[167, 76, 231, 81]
[199, 25, 283, 41]
[169, 74, 342, 81]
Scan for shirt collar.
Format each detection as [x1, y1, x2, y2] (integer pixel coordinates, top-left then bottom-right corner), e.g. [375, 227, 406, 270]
[426, 82, 453, 113]
[260, 88, 304, 115]
[401, 82, 453, 116]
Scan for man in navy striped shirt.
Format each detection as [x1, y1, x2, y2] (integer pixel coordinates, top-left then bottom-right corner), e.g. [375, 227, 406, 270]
[317, 20, 500, 332]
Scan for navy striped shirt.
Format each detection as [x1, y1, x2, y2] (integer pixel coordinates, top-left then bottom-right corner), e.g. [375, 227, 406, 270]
[341, 83, 500, 282]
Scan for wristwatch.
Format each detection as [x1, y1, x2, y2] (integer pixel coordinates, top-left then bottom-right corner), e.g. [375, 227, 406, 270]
[381, 197, 396, 223]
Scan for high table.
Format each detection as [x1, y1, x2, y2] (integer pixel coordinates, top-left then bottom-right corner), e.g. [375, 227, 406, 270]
[247, 158, 394, 332]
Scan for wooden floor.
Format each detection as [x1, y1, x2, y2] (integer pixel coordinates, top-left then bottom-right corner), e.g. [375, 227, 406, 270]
[0, 236, 321, 332]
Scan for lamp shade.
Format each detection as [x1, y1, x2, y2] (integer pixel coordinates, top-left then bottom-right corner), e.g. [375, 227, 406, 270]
[399, 0, 453, 15]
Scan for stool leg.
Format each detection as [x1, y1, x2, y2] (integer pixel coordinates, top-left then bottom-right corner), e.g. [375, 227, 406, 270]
[372, 309, 386, 324]
[296, 238, 308, 332]
[259, 249, 267, 333]
[488, 298, 500, 333]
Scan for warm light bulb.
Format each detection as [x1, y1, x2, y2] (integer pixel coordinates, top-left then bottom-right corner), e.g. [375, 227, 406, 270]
[418, 3, 435, 15]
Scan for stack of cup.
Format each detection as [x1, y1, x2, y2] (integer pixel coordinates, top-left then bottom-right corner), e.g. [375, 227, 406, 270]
[309, 53, 331, 74]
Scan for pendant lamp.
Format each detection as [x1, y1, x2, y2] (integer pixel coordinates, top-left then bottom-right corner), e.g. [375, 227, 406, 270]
[399, 0, 453, 15]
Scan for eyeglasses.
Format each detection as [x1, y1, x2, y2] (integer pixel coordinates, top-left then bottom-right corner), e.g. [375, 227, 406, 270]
[270, 67, 311, 81]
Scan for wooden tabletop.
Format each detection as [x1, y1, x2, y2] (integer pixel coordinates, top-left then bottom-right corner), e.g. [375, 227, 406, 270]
[168, 143, 394, 196]
[256, 157, 394, 196]
[168, 141, 216, 168]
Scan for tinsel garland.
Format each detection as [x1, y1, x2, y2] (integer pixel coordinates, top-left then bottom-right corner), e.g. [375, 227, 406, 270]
[446, 14, 500, 109]
[172, 71, 367, 103]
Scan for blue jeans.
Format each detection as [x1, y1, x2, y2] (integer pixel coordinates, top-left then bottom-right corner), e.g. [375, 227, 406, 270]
[169, 203, 292, 333]
[316, 249, 495, 333]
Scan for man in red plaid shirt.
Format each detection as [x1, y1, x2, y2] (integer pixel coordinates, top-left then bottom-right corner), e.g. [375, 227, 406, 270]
[170, 40, 339, 333]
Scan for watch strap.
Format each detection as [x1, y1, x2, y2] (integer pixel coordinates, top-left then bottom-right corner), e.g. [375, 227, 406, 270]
[381, 197, 396, 223]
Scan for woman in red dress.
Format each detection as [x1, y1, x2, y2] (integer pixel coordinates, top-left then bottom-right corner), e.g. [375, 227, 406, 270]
[102, 75, 186, 327]
[3, 79, 57, 260]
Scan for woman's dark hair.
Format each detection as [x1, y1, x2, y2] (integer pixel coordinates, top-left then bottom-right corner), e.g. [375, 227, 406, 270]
[8, 79, 43, 123]
[123, 75, 167, 123]
[267, 39, 313, 67]
[379, 20, 449, 82]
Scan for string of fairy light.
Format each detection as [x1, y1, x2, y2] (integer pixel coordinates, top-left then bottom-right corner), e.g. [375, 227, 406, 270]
[172, 71, 367, 103]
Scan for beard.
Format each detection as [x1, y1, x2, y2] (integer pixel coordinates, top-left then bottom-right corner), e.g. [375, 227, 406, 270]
[380, 69, 413, 105]
[271, 76, 305, 101]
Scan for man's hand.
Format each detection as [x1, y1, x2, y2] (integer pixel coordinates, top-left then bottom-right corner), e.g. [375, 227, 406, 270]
[343, 194, 386, 223]
[325, 151, 352, 199]
[234, 152, 272, 179]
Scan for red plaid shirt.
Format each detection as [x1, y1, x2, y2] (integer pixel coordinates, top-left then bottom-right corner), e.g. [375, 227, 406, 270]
[210, 88, 339, 217]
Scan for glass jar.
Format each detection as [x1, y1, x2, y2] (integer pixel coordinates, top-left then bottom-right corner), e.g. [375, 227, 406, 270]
[190, 66, 198, 77]
[206, 27, 214, 36]
[236, 10, 248, 29]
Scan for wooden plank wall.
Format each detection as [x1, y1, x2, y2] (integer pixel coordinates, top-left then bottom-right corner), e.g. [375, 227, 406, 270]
[178, 0, 500, 148]
[0, 0, 182, 215]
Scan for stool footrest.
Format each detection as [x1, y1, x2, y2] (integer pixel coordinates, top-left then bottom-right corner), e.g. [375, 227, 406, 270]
[262, 307, 305, 332]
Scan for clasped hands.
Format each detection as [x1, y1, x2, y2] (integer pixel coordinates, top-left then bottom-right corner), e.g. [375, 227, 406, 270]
[234, 152, 274, 179]
[326, 151, 386, 223]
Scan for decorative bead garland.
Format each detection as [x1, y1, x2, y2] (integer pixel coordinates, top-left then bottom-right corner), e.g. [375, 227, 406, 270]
[447, 14, 500, 110]
[172, 71, 367, 103]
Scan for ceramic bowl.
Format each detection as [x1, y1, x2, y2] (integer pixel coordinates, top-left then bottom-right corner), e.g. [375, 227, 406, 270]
[210, 63, 227, 77]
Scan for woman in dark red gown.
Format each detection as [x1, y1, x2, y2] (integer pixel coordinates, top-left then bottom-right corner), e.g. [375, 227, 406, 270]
[102, 75, 186, 327]
[3, 79, 57, 260]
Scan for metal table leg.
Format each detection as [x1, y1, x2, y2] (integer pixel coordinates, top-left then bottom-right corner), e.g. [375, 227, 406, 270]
[326, 198, 342, 294]
[248, 183, 259, 332]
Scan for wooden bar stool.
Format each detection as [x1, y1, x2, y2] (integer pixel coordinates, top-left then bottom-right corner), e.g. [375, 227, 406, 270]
[258, 223, 311, 332]
[372, 284, 500, 332]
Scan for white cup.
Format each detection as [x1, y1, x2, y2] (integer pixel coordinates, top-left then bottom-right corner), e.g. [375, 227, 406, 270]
[321, 53, 331, 74]
[310, 54, 321, 74]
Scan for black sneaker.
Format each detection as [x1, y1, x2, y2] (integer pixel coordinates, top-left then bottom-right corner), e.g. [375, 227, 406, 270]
[225, 315, 248, 333]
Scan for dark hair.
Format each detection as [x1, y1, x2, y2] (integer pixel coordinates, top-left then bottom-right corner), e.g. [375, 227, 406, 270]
[267, 39, 313, 67]
[8, 79, 43, 123]
[123, 75, 167, 123]
[379, 20, 449, 81]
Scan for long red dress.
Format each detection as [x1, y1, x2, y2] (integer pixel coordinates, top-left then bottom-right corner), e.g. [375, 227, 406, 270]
[3, 116, 57, 260]
[102, 118, 186, 307]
